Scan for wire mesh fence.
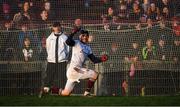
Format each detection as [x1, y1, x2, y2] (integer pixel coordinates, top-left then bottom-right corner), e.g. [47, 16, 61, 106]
[0, 22, 179, 96]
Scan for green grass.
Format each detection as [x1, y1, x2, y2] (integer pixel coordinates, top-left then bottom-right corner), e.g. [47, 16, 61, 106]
[0, 95, 179, 106]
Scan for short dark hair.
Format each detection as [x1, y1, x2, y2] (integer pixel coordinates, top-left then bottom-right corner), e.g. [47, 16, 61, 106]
[53, 22, 61, 27]
[80, 30, 89, 36]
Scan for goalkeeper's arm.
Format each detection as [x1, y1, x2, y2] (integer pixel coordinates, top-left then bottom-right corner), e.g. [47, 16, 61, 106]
[88, 54, 108, 64]
[66, 27, 81, 46]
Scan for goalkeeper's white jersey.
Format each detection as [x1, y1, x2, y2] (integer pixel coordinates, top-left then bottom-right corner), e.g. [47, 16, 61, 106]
[70, 40, 92, 68]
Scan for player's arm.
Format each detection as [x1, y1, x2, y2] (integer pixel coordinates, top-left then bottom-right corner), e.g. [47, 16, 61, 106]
[66, 27, 81, 46]
[88, 54, 108, 64]
[66, 35, 75, 46]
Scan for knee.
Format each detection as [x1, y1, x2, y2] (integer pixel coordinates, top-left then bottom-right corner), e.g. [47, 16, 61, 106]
[92, 71, 99, 80]
[61, 89, 71, 96]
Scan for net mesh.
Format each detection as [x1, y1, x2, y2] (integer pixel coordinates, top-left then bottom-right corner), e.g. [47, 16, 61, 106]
[0, 0, 180, 96]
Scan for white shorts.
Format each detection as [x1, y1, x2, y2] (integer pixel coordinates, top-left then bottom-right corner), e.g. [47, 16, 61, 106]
[66, 66, 96, 83]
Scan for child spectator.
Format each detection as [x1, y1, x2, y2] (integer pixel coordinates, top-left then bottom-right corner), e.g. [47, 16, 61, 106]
[142, 39, 157, 60]
[22, 37, 34, 62]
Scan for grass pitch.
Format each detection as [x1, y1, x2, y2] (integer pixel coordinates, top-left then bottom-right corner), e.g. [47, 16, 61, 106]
[0, 95, 180, 106]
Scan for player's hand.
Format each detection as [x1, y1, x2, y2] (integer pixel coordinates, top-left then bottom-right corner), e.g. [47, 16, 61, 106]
[101, 54, 108, 62]
[72, 26, 81, 34]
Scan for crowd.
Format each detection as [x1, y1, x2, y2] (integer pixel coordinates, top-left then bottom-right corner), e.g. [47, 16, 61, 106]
[0, 0, 179, 27]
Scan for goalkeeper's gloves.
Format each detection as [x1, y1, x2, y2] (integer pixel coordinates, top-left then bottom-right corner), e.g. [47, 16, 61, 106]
[101, 54, 108, 62]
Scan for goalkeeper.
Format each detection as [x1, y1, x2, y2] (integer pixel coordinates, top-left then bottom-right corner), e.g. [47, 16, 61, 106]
[59, 30, 108, 96]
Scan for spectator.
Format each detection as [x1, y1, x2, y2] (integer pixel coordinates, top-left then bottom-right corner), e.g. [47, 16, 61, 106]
[172, 17, 180, 36]
[1, 2, 13, 21]
[147, 18, 153, 28]
[158, 0, 174, 15]
[39, 10, 49, 23]
[142, 0, 150, 13]
[102, 7, 117, 31]
[39, 35, 47, 61]
[172, 39, 180, 63]
[37, 10, 49, 28]
[109, 42, 122, 60]
[131, 42, 141, 61]
[21, 37, 34, 62]
[118, 2, 129, 20]
[18, 23, 34, 48]
[0, 24, 17, 60]
[43, 1, 55, 20]
[161, 7, 172, 20]
[1, 20, 14, 31]
[147, 3, 160, 20]
[157, 39, 169, 60]
[102, 7, 116, 23]
[129, 3, 144, 20]
[135, 23, 141, 30]
[142, 39, 156, 60]
[159, 18, 166, 29]
[13, 1, 35, 25]
[71, 19, 83, 39]
[84, 0, 90, 8]
[126, 0, 133, 11]
[102, 0, 111, 8]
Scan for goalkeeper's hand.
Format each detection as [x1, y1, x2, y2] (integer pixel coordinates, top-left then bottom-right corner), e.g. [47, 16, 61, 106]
[101, 54, 108, 62]
[71, 26, 81, 34]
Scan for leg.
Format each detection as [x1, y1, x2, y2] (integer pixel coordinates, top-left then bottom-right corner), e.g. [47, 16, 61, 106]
[84, 71, 98, 96]
[72, 67, 99, 96]
[39, 63, 55, 98]
[56, 62, 67, 88]
[59, 79, 76, 96]
[44, 63, 56, 88]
